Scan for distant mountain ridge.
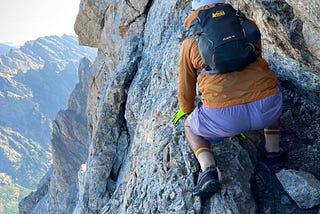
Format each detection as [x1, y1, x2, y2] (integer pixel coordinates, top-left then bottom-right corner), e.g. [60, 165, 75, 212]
[0, 34, 95, 75]
[0, 34, 96, 213]
[0, 44, 13, 55]
[0, 34, 96, 143]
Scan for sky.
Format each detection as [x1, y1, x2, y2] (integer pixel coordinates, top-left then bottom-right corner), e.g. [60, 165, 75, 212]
[0, 0, 80, 47]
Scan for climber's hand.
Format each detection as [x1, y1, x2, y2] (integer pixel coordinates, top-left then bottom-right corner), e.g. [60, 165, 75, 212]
[172, 109, 187, 125]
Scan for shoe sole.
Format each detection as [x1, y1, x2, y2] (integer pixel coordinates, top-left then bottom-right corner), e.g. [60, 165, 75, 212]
[194, 180, 221, 198]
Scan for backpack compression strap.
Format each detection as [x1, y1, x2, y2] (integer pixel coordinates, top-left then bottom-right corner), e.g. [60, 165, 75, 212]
[196, 65, 220, 75]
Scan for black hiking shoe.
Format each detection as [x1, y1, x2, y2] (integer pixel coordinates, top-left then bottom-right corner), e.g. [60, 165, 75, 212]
[193, 167, 221, 198]
[251, 162, 275, 213]
[263, 148, 285, 173]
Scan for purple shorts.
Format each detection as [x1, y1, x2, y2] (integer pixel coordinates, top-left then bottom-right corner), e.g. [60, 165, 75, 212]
[190, 89, 283, 142]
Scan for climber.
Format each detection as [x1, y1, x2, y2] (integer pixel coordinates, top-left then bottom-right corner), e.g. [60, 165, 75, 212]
[172, 0, 285, 198]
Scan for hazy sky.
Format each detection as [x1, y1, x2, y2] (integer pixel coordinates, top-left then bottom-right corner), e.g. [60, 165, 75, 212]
[0, 0, 80, 46]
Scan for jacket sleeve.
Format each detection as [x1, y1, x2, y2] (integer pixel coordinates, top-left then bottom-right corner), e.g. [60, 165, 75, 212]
[177, 38, 202, 114]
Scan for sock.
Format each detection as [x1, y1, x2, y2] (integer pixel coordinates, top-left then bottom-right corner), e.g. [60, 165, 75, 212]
[264, 128, 280, 153]
[195, 148, 216, 171]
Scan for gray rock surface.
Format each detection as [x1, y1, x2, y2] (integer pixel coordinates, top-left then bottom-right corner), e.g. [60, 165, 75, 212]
[20, 0, 320, 213]
[19, 167, 52, 214]
[276, 169, 320, 209]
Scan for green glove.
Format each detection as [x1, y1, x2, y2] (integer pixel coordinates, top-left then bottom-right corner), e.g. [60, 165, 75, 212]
[172, 109, 187, 125]
[239, 133, 247, 140]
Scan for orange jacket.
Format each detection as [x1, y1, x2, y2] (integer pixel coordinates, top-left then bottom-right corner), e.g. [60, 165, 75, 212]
[178, 5, 278, 114]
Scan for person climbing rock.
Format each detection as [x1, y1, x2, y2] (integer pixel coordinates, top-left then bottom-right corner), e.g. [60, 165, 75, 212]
[172, 0, 285, 198]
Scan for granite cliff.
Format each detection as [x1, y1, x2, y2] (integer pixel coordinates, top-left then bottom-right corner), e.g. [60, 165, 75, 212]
[20, 0, 320, 213]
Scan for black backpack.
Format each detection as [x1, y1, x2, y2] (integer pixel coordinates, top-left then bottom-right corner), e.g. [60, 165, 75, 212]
[189, 4, 261, 74]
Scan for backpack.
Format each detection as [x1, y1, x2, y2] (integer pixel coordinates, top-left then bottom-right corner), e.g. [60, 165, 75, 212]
[189, 3, 261, 74]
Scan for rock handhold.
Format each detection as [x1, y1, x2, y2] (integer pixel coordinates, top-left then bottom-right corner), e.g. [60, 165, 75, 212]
[276, 169, 320, 209]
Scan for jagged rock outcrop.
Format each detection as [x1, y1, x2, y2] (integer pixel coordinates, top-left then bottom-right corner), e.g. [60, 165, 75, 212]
[0, 34, 96, 186]
[21, 0, 320, 213]
[276, 169, 320, 209]
[0, 35, 96, 213]
[19, 57, 92, 214]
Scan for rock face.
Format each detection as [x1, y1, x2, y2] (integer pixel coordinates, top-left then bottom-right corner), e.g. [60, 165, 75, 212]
[276, 169, 320, 209]
[20, 0, 320, 213]
[19, 57, 91, 214]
